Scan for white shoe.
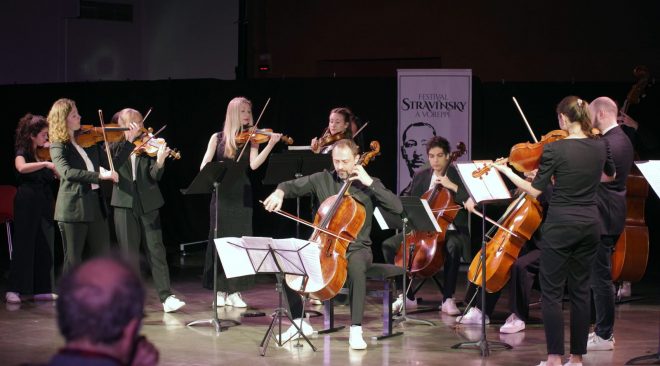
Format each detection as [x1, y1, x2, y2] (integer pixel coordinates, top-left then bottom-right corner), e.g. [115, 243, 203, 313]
[226, 292, 247, 308]
[499, 313, 525, 333]
[275, 318, 314, 344]
[587, 332, 615, 351]
[456, 307, 489, 325]
[440, 298, 460, 315]
[349, 325, 367, 350]
[162, 295, 186, 313]
[215, 291, 226, 307]
[309, 298, 323, 305]
[33, 293, 58, 301]
[618, 281, 632, 298]
[5, 292, 20, 304]
[391, 294, 417, 313]
[563, 362, 583, 366]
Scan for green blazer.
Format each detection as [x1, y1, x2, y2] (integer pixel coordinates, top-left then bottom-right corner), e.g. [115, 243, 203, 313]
[50, 140, 133, 222]
[110, 140, 165, 213]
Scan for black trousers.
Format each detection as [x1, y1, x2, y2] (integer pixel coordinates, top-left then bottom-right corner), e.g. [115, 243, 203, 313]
[114, 196, 172, 303]
[382, 230, 466, 300]
[58, 191, 111, 272]
[590, 234, 618, 340]
[285, 246, 373, 325]
[539, 221, 599, 356]
[8, 216, 53, 295]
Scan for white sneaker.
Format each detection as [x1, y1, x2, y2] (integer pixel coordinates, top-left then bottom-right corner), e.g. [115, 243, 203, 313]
[226, 292, 247, 308]
[275, 318, 314, 344]
[391, 294, 417, 313]
[499, 313, 525, 333]
[349, 325, 367, 350]
[440, 298, 460, 315]
[34, 293, 58, 301]
[162, 295, 186, 313]
[456, 307, 489, 325]
[587, 332, 615, 351]
[309, 298, 323, 305]
[215, 291, 227, 307]
[5, 292, 20, 304]
[618, 281, 632, 298]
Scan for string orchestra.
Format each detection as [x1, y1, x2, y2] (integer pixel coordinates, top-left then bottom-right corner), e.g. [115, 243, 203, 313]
[4, 81, 656, 366]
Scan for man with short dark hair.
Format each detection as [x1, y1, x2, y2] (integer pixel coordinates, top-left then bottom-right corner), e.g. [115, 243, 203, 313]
[47, 257, 159, 366]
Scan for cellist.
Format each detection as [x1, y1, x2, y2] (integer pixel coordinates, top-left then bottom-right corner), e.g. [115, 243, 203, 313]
[381, 136, 470, 316]
[263, 139, 402, 350]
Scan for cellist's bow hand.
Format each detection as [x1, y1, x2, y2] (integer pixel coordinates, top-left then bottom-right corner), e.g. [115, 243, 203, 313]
[263, 189, 285, 212]
[348, 165, 373, 186]
[463, 197, 477, 214]
[617, 111, 639, 130]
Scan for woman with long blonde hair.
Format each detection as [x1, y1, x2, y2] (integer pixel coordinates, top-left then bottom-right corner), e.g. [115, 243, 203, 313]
[48, 98, 139, 271]
[200, 97, 281, 308]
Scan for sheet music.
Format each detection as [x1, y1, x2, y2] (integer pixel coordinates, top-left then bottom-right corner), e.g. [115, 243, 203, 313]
[635, 160, 660, 198]
[288, 145, 312, 151]
[273, 238, 323, 286]
[214, 237, 257, 278]
[373, 207, 390, 230]
[456, 161, 511, 203]
[420, 199, 442, 232]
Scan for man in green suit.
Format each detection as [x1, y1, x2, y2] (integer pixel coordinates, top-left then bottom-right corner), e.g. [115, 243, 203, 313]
[111, 108, 185, 313]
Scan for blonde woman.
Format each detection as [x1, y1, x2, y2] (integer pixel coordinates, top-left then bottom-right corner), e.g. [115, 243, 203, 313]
[48, 98, 139, 271]
[200, 97, 281, 308]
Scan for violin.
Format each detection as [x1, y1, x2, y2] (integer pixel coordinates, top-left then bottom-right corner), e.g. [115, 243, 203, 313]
[394, 142, 466, 279]
[467, 193, 543, 293]
[75, 124, 128, 148]
[318, 130, 350, 148]
[284, 141, 380, 301]
[472, 129, 568, 178]
[235, 128, 294, 145]
[133, 127, 181, 160]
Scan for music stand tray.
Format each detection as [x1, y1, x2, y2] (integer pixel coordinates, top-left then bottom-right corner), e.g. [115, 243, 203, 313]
[181, 161, 242, 332]
[215, 236, 321, 356]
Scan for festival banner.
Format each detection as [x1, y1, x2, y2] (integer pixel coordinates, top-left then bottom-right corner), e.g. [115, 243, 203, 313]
[397, 69, 472, 194]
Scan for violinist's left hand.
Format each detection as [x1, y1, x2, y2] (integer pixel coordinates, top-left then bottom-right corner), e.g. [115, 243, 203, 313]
[156, 142, 170, 167]
[126, 122, 142, 142]
[267, 133, 282, 147]
[490, 159, 513, 176]
[348, 165, 373, 186]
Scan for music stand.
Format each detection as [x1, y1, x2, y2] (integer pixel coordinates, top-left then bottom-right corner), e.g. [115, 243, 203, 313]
[451, 161, 513, 356]
[214, 236, 320, 356]
[181, 161, 241, 332]
[375, 196, 440, 327]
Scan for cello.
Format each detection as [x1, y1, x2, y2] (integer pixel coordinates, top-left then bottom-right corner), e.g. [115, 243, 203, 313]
[393, 142, 466, 279]
[611, 66, 651, 283]
[282, 141, 381, 301]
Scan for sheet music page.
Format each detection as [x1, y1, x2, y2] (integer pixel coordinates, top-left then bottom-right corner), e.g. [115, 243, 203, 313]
[241, 236, 279, 273]
[272, 238, 323, 284]
[636, 160, 660, 198]
[214, 237, 256, 278]
[373, 207, 390, 230]
[420, 199, 442, 232]
[456, 161, 511, 203]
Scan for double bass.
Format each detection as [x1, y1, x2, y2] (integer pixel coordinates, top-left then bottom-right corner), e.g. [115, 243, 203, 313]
[393, 142, 466, 279]
[611, 66, 651, 283]
[284, 141, 381, 301]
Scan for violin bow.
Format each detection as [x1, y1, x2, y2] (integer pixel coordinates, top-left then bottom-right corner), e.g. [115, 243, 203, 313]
[131, 124, 167, 156]
[236, 97, 271, 162]
[352, 121, 369, 138]
[259, 200, 352, 243]
[97, 110, 116, 174]
[512, 97, 539, 143]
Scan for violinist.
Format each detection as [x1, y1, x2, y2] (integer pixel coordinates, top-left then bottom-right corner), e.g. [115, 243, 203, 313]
[381, 136, 468, 316]
[310, 107, 354, 154]
[586, 97, 634, 351]
[110, 108, 186, 313]
[491, 96, 615, 366]
[200, 97, 281, 308]
[5, 114, 58, 304]
[48, 98, 140, 272]
[263, 139, 402, 350]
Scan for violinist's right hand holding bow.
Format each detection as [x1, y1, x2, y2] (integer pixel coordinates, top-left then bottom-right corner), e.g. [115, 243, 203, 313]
[99, 167, 119, 183]
[310, 137, 321, 153]
[263, 189, 285, 212]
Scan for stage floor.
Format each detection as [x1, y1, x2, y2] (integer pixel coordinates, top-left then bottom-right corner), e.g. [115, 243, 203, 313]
[1, 254, 658, 366]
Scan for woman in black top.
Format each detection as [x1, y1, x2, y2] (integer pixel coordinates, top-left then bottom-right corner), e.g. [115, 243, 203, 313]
[5, 114, 58, 304]
[493, 96, 615, 366]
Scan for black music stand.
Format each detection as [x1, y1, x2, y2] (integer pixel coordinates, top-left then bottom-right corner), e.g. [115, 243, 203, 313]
[375, 196, 439, 327]
[451, 161, 513, 356]
[214, 236, 319, 356]
[181, 161, 241, 332]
